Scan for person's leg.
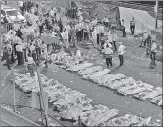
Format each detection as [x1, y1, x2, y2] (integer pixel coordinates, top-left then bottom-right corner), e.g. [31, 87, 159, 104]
[133, 26, 135, 35]
[17, 51, 20, 65]
[106, 58, 109, 67]
[20, 52, 24, 65]
[36, 48, 39, 60]
[7, 57, 11, 70]
[108, 57, 112, 67]
[113, 41, 117, 51]
[124, 28, 126, 37]
[130, 26, 132, 34]
[121, 55, 124, 65]
[119, 55, 122, 66]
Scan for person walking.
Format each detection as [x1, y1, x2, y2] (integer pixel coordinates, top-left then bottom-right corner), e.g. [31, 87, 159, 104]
[150, 41, 157, 65]
[130, 17, 135, 35]
[16, 42, 24, 65]
[26, 54, 36, 77]
[61, 28, 69, 48]
[118, 42, 125, 66]
[102, 43, 113, 68]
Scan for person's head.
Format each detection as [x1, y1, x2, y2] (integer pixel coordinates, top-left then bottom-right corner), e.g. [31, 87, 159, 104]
[36, 21, 39, 24]
[30, 43, 32, 46]
[34, 28, 37, 32]
[122, 19, 124, 22]
[42, 41, 44, 44]
[28, 53, 32, 57]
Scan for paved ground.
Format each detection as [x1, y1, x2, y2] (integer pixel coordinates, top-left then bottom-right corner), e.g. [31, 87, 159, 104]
[0, 32, 162, 126]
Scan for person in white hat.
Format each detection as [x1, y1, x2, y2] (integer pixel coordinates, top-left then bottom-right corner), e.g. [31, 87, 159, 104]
[118, 42, 125, 66]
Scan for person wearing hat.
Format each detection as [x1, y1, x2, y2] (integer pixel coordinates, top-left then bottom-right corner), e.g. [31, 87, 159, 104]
[118, 42, 125, 66]
[16, 41, 24, 65]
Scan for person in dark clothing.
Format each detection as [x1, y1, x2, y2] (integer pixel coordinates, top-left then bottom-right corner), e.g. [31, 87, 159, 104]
[121, 19, 126, 37]
[2, 47, 11, 70]
[130, 17, 135, 35]
[58, 20, 63, 32]
[16, 29, 23, 40]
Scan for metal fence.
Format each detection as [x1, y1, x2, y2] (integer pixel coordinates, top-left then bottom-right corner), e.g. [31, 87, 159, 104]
[2, 23, 14, 33]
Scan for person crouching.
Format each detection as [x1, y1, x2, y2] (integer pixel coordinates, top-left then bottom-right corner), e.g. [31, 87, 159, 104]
[102, 43, 113, 68]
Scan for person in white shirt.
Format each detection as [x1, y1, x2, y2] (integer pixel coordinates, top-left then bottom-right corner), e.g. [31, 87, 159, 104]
[26, 54, 35, 77]
[99, 24, 105, 37]
[150, 41, 157, 65]
[121, 19, 126, 37]
[61, 29, 69, 48]
[102, 43, 113, 67]
[107, 29, 113, 45]
[29, 43, 36, 62]
[92, 27, 97, 48]
[16, 42, 24, 65]
[118, 42, 125, 66]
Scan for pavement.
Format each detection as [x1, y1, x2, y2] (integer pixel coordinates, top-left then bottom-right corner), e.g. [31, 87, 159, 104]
[0, 32, 162, 126]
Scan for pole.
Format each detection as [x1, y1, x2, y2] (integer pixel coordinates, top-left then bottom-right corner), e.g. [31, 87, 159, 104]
[155, 1, 158, 29]
[12, 70, 16, 112]
[36, 69, 48, 126]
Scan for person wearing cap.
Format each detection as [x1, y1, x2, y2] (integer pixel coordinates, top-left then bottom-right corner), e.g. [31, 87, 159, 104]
[16, 42, 24, 65]
[118, 42, 125, 66]
[102, 43, 113, 68]
[150, 41, 157, 65]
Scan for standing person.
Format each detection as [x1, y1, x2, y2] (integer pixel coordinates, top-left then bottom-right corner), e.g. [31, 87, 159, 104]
[35, 37, 42, 61]
[92, 27, 97, 48]
[29, 43, 36, 62]
[102, 43, 113, 68]
[61, 29, 69, 48]
[112, 30, 118, 51]
[130, 17, 135, 35]
[146, 35, 152, 56]
[107, 29, 113, 46]
[150, 41, 157, 65]
[121, 19, 126, 37]
[70, 25, 77, 47]
[96, 23, 100, 47]
[3, 47, 11, 70]
[18, 1, 24, 14]
[16, 42, 24, 65]
[118, 42, 125, 66]
[26, 54, 36, 77]
[41, 41, 48, 66]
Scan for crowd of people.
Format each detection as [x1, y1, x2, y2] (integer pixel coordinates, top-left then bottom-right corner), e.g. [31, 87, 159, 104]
[1, 1, 158, 75]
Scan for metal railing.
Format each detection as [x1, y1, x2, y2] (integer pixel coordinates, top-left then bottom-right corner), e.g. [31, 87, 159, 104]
[2, 23, 14, 33]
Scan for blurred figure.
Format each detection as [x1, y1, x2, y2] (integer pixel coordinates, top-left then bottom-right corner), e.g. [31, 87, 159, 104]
[150, 41, 157, 65]
[26, 54, 36, 77]
[102, 43, 113, 68]
[130, 17, 135, 35]
[118, 42, 125, 66]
